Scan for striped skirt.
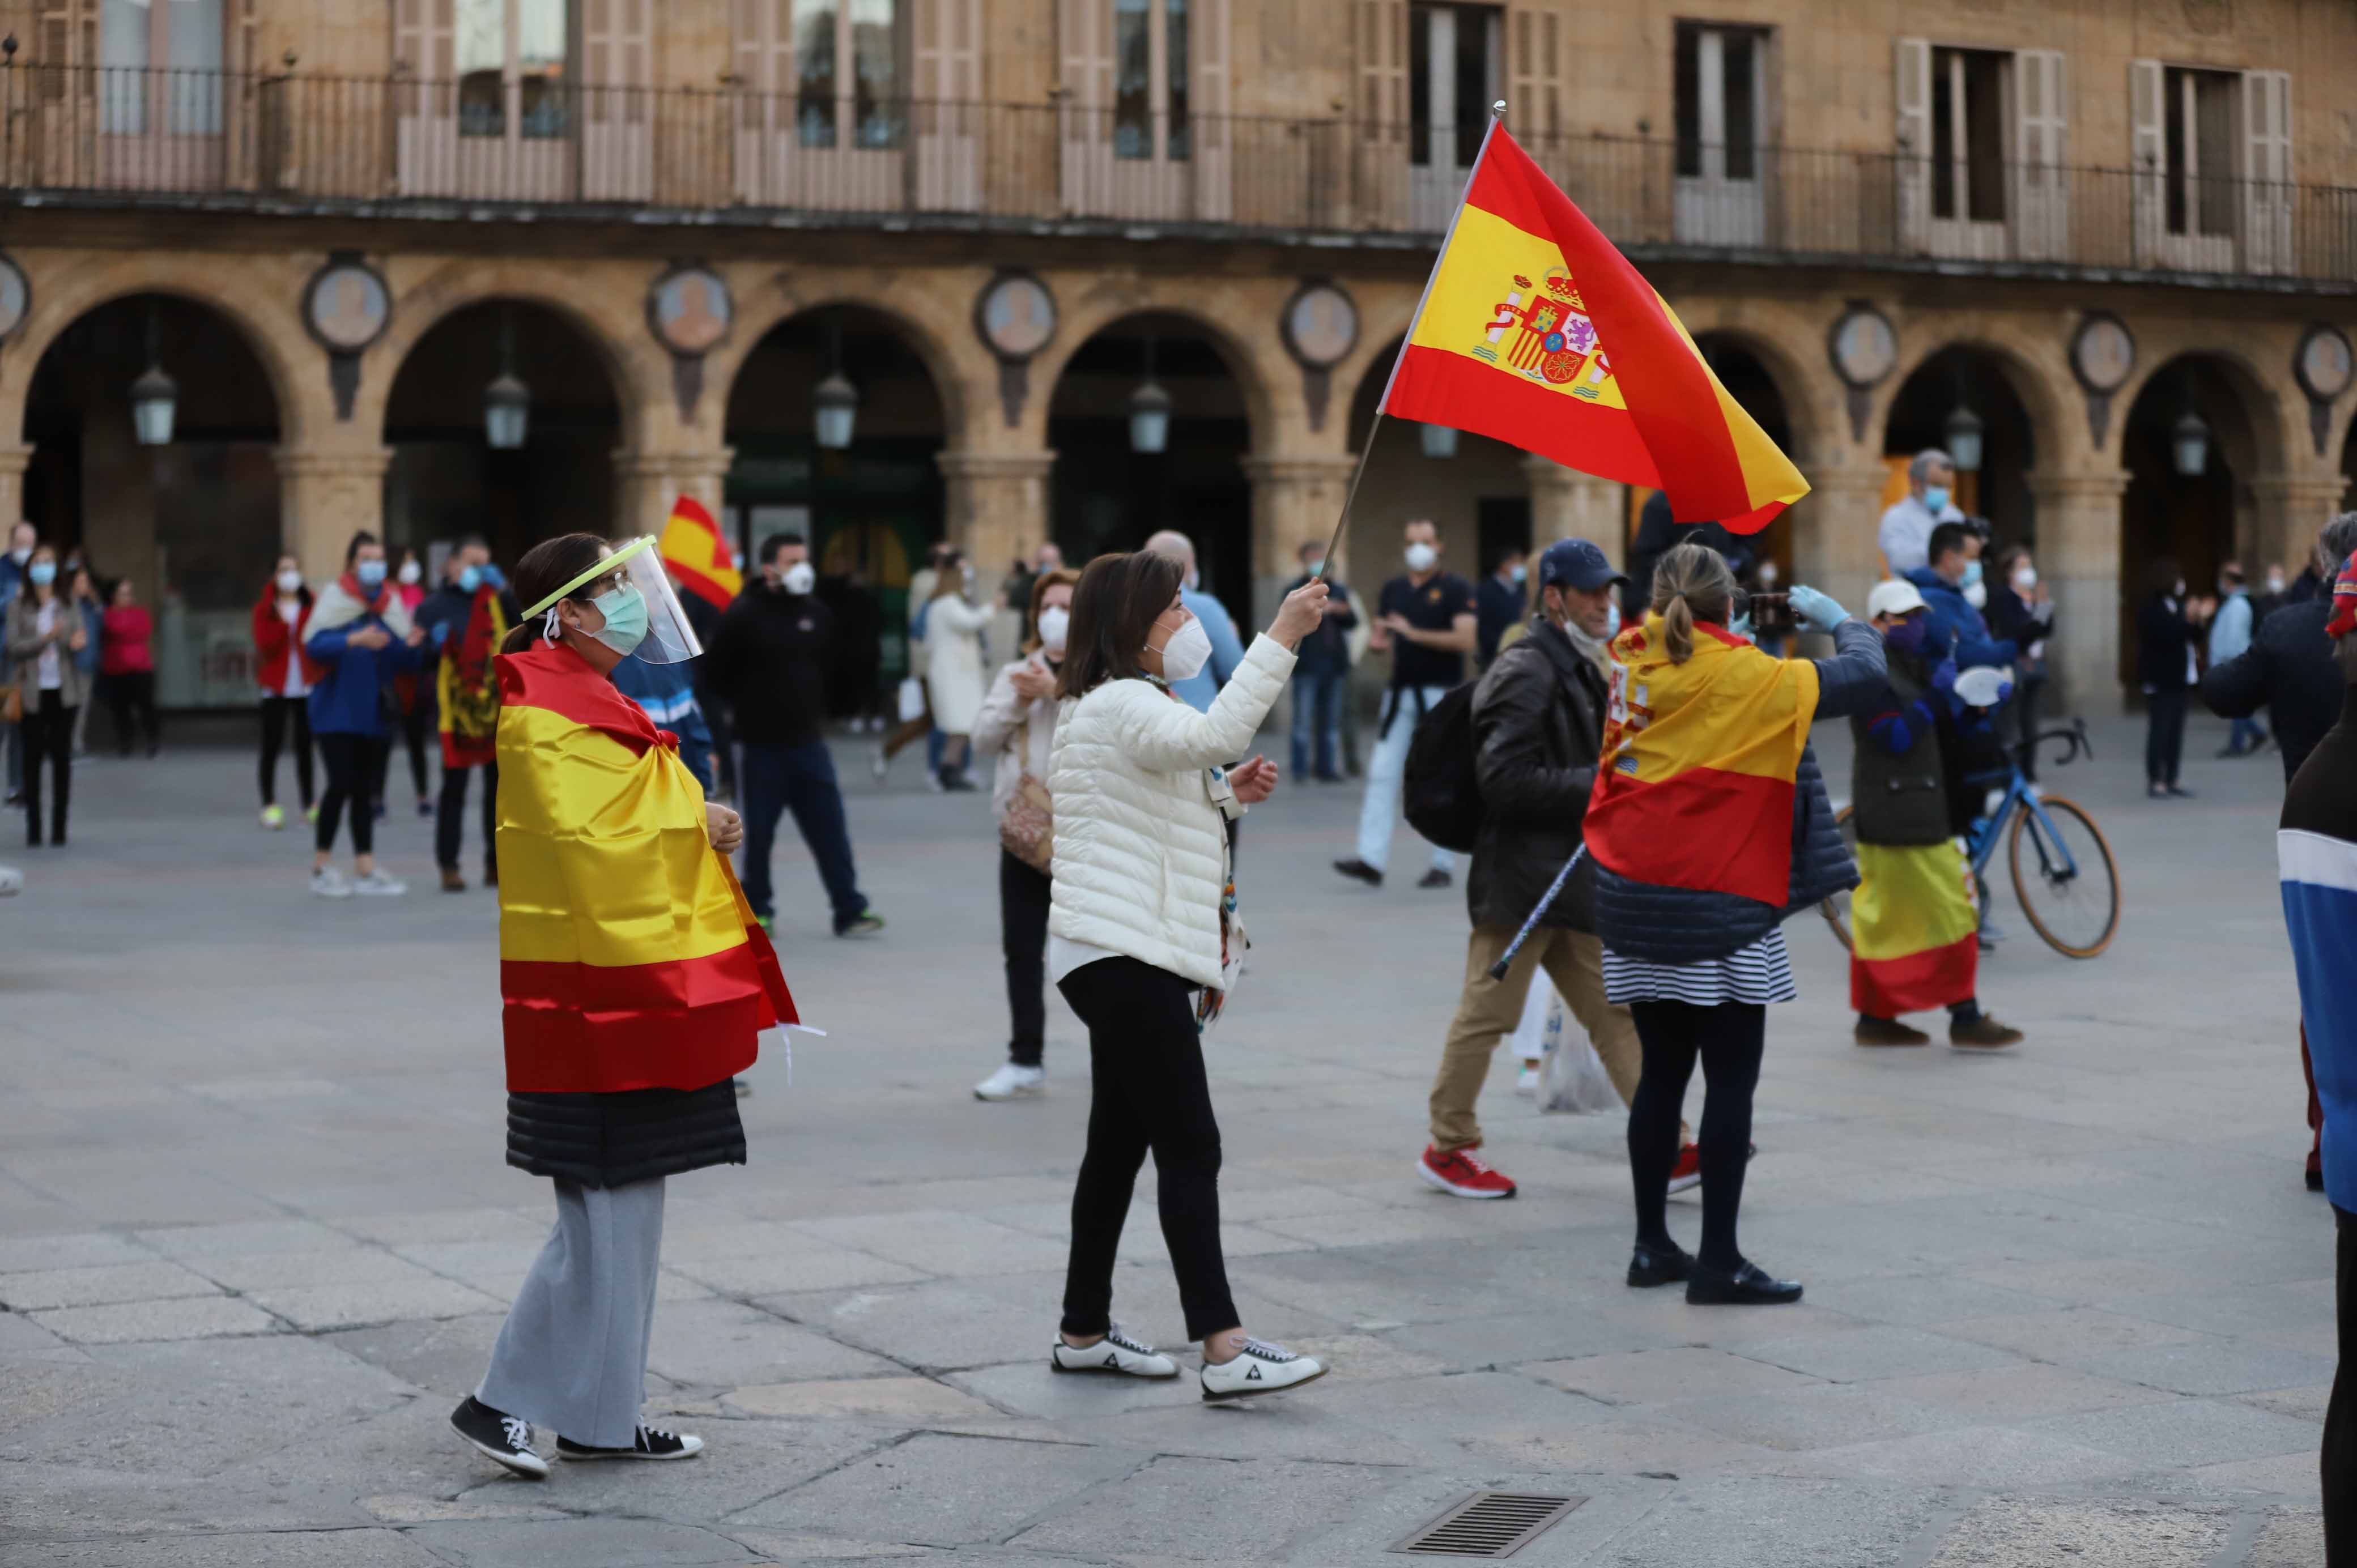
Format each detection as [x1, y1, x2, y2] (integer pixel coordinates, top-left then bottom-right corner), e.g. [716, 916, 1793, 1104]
[1602, 927, 1798, 1008]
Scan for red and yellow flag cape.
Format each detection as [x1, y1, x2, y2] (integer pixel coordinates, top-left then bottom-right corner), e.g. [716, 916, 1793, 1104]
[1849, 841, 1980, 1017]
[1585, 616, 1819, 906]
[494, 642, 794, 1093]
[658, 495, 743, 613]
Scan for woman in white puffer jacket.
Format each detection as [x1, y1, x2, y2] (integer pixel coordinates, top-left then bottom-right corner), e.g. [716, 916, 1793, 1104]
[1043, 548, 1333, 1403]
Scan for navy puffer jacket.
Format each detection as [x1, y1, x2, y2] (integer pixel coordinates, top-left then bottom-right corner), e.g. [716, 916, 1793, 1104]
[1593, 617, 1886, 965]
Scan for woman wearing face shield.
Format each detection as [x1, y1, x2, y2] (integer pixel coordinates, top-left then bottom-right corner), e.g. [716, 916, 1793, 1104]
[969, 565, 1080, 1102]
[449, 532, 795, 1480]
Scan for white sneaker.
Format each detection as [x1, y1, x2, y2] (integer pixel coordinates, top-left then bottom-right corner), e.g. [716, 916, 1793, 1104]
[1051, 1324, 1178, 1380]
[1515, 1063, 1541, 1096]
[351, 869, 407, 897]
[975, 1063, 1046, 1101]
[1200, 1337, 1326, 1403]
[0, 865, 22, 896]
[310, 866, 354, 900]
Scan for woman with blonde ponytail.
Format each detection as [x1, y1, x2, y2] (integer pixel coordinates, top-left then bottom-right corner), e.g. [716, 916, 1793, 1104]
[1582, 542, 1887, 1307]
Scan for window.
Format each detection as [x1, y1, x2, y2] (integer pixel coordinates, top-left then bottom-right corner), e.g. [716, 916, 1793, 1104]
[1674, 23, 1758, 181]
[1407, 2, 1500, 169]
[99, 0, 224, 133]
[1113, 0, 1186, 161]
[457, 0, 568, 140]
[2162, 65, 2236, 238]
[1929, 46, 2006, 223]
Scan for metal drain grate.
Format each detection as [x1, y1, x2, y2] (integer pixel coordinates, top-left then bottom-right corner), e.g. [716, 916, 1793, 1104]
[1389, 1491, 1585, 1558]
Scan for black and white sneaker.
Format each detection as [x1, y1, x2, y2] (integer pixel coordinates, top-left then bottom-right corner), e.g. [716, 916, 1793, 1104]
[450, 1395, 549, 1478]
[555, 1423, 705, 1461]
[1050, 1323, 1180, 1379]
[1199, 1337, 1326, 1402]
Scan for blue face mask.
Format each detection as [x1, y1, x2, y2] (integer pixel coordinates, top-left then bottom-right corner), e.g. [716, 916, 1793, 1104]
[1509, 563, 1528, 585]
[26, 563, 54, 587]
[588, 584, 648, 657]
[458, 565, 482, 593]
[355, 560, 387, 589]
[1886, 616, 1929, 654]
[1923, 485, 1951, 514]
[1961, 559, 1984, 589]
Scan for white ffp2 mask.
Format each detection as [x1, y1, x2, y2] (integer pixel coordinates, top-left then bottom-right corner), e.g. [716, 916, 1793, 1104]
[781, 562, 816, 595]
[1036, 605, 1070, 653]
[1152, 616, 1214, 682]
[1404, 542, 1439, 573]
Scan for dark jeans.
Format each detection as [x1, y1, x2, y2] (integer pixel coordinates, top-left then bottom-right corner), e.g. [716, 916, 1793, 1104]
[316, 733, 386, 856]
[1057, 956, 1240, 1342]
[21, 689, 70, 846]
[1628, 999, 1767, 1272]
[739, 740, 866, 928]
[703, 696, 736, 798]
[2145, 688, 2188, 786]
[437, 761, 499, 873]
[378, 699, 431, 805]
[259, 694, 314, 809]
[2010, 672, 2045, 781]
[1290, 668, 1345, 779]
[1001, 849, 1050, 1067]
[101, 671, 159, 755]
[2330, 1205, 2356, 1560]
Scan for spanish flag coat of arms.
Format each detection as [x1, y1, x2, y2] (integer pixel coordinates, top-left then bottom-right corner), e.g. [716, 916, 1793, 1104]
[494, 642, 794, 1093]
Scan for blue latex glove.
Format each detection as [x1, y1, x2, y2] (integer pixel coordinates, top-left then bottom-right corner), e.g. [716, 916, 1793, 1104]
[1788, 583, 1848, 632]
[1930, 657, 1958, 694]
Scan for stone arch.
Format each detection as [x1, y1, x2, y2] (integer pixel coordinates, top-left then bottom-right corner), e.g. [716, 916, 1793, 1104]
[712, 279, 975, 454]
[1679, 311, 1836, 470]
[2113, 343, 2291, 485]
[1031, 293, 1279, 454]
[1885, 331, 2071, 476]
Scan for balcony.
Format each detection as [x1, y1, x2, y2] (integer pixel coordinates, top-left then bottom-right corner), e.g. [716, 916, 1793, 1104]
[1, 66, 2351, 291]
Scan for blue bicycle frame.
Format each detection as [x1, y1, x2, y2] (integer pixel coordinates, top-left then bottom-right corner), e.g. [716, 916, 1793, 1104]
[1961, 723, 2092, 889]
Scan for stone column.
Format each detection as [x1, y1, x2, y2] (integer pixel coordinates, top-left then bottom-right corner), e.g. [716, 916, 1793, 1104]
[2251, 474, 2353, 581]
[1241, 453, 1358, 623]
[938, 450, 1056, 573]
[1788, 462, 1890, 619]
[1522, 457, 1624, 562]
[2029, 469, 2131, 714]
[0, 445, 32, 531]
[613, 447, 735, 542]
[275, 446, 393, 581]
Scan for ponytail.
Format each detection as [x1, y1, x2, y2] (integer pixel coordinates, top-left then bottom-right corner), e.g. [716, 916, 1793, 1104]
[1661, 594, 1696, 664]
[1648, 541, 1735, 666]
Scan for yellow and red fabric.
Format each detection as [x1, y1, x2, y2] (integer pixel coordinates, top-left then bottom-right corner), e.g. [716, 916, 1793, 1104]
[1584, 615, 1819, 906]
[437, 585, 508, 769]
[1382, 124, 1807, 534]
[495, 642, 794, 1094]
[1849, 840, 1979, 1016]
[658, 495, 743, 613]
[2327, 549, 2357, 640]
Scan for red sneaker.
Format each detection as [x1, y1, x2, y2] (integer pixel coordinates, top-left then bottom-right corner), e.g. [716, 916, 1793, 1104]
[1418, 1144, 1517, 1200]
[1666, 1143, 1703, 1195]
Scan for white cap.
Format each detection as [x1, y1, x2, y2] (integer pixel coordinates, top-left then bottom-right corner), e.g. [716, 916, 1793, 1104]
[1864, 579, 1927, 620]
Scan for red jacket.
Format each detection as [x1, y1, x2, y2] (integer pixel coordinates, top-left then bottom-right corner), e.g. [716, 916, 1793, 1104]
[252, 590, 325, 694]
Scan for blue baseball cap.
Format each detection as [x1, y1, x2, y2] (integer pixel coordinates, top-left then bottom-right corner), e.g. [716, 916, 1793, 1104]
[1537, 539, 1628, 594]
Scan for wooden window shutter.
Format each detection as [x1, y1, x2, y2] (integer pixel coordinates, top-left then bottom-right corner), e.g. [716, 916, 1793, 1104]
[2241, 68, 2291, 273]
[1357, 0, 1404, 144]
[2013, 48, 2067, 259]
[1894, 37, 1931, 250]
[1061, 0, 1109, 112]
[2129, 57, 2163, 265]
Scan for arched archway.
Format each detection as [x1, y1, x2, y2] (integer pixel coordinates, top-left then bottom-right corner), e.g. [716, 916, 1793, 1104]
[1692, 333, 1797, 581]
[1883, 345, 2039, 551]
[384, 300, 624, 569]
[1343, 335, 1529, 590]
[2118, 352, 2270, 686]
[24, 293, 283, 708]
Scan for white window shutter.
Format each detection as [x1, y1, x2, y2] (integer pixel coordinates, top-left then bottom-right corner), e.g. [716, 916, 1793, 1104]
[2128, 57, 2164, 266]
[1507, 7, 1560, 180]
[1193, 0, 1231, 220]
[1894, 37, 1931, 253]
[1354, 0, 1407, 228]
[2241, 68, 2292, 275]
[394, 0, 457, 196]
[914, 0, 981, 211]
[1059, 0, 1112, 212]
[731, 0, 795, 203]
[579, 0, 652, 198]
[2013, 49, 2066, 260]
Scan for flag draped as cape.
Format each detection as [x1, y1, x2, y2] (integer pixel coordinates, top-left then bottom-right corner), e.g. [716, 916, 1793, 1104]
[438, 585, 508, 770]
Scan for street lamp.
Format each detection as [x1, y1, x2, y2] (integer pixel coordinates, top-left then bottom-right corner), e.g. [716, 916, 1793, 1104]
[2172, 409, 2210, 477]
[484, 307, 530, 450]
[814, 314, 858, 450]
[1129, 334, 1170, 455]
[1420, 421, 1458, 459]
[130, 301, 176, 448]
[1942, 403, 1984, 474]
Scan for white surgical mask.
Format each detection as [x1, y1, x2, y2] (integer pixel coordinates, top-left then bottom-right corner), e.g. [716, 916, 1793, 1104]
[782, 561, 816, 596]
[8, 546, 28, 565]
[397, 560, 422, 586]
[1405, 542, 1439, 573]
[1152, 615, 1214, 682]
[2267, 569, 2287, 593]
[1963, 580, 1988, 610]
[2013, 566, 2037, 591]
[276, 568, 303, 594]
[1036, 605, 1070, 653]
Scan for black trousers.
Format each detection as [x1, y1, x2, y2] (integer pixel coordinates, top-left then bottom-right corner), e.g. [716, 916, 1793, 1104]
[2145, 689, 2188, 786]
[379, 698, 430, 804]
[1000, 849, 1050, 1067]
[2330, 1205, 2357, 1561]
[101, 671, 159, 755]
[1628, 999, 1767, 1271]
[316, 733, 385, 856]
[1057, 956, 1239, 1342]
[20, 689, 70, 846]
[260, 694, 314, 809]
[2011, 672, 2046, 782]
[437, 761, 499, 872]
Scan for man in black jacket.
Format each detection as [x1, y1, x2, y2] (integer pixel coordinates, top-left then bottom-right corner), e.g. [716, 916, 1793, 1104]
[703, 533, 883, 938]
[2206, 512, 2357, 784]
[1417, 539, 1658, 1201]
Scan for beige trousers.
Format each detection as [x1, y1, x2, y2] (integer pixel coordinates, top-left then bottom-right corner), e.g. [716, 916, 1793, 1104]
[1428, 923, 1645, 1153]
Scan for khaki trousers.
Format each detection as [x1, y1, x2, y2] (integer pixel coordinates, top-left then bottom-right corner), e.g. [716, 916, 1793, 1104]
[1429, 923, 1645, 1154]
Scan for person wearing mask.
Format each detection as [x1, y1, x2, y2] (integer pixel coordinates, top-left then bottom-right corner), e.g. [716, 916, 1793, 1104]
[1586, 544, 1886, 1305]
[305, 532, 424, 897]
[1986, 546, 2056, 780]
[418, 540, 510, 893]
[969, 566, 1080, 1102]
[378, 548, 434, 820]
[1878, 449, 1963, 577]
[2255, 561, 2291, 623]
[1903, 523, 2016, 674]
[2137, 557, 2215, 800]
[1475, 548, 1529, 669]
[1335, 518, 1475, 890]
[1282, 539, 1357, 783]
[1141, 531, 1246, 715]
[1, 521, 37, 805]
[1044, 549, 1330, 1399]
[1002, 541, 1062, 622]
[253, 555, 321, 830]
[1848, 580, 2024, 1050]
[66, 566, 103, 757]
[96, 577, 158, 758]
[5, 544, 84, 847]
[2207, 561, 2267, 757]
[704, 532, 884, 937]
[450, 531, 790, 1479]
[1419, 540, 1695, 1200]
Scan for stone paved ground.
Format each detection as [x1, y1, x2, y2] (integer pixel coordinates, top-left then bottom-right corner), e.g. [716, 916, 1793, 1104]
[0, 705, 2334, 1566]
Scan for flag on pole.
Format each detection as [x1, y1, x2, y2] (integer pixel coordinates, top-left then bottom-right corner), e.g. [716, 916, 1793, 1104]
[1381, 121, 1807, 534]
[658, 495, 743, 611]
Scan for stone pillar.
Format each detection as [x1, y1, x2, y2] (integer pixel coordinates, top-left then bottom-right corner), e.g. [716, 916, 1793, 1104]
[1242, 453, 1358, 624]
[938, 450, 1055, 575]
[1522, 456, 1624, 561]
[1787, 462, 1890, 619]
[2028, 469, 2131, 714]
[0, 445, 32, 530]
[275, 446, 393, 581]
[2252, 474, 2353, 581]
[614, 447, 735, 542]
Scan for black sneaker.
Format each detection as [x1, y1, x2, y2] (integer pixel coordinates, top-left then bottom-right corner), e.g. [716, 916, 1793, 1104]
[450, 1395, 548, 1478]
[556, 1423, 705, 1462]
[836, 909, 886, 937]
[1417, 868, 1452, 889]
[1333, 858, 1383, 888]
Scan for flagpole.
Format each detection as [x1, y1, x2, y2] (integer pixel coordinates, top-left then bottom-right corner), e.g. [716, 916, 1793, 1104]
[1312, 100, 1509, 585]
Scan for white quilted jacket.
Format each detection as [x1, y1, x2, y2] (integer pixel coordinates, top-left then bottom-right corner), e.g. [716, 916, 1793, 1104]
[1048, 634, 1296, 988]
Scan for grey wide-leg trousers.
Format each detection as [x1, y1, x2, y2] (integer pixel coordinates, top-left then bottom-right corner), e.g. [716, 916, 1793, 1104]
[477, 1177, 666, 1449]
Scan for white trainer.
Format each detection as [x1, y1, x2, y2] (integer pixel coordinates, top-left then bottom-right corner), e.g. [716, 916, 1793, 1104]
[975, 1063, 1046, 1101]
[310, 866, 354, 900]
[1199, 1338, 1326, 1402]
[1051, 1324, 1178, 1379]
[1515, 1063, 1540, 1096]
[351, 868, 408, 897]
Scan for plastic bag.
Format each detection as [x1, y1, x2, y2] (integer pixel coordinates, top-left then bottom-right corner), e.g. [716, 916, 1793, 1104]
[1534, 981, 1623, 1115]
[896, 676, 926, 722]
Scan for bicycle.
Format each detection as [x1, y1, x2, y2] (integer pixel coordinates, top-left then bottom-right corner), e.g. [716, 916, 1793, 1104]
[1820, 717, 2121, 960]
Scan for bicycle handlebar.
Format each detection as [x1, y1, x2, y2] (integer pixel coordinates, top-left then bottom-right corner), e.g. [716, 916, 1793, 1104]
[2030, 718, 2092, 769]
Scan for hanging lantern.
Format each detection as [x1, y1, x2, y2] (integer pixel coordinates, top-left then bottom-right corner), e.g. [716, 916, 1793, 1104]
[484, 307, 530, 450]
[2172, 410, 2210, 478]
[1420, 422, 1459, 459]
[130, 300, 176, 447]
[1129, 333, 1171, 455]
[814, 371, 859, 450]
[1942, 404, 1985, 474]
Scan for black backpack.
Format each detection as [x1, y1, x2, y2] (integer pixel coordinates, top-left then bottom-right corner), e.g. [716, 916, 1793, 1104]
[1403, 632, 1601, 855]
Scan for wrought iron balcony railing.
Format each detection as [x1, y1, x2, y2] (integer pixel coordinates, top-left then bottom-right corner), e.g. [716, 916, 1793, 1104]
[1, 66, 2351, 288]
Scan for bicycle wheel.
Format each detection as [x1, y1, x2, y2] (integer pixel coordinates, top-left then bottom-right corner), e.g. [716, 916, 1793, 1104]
[2008, 795, 2120, 958]
[1817, 804, 1859, 951]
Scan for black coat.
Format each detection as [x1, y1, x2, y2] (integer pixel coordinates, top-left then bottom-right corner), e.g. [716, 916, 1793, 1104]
[705, 586, 833, 747]
[2136, 593, 2201, 693]
[1620, 491, 1752, 626]
[507, 1083, 746, 1189]
[2202, 598, 2343, 782]
[1467, 620, 1606, 932]
[1848, 648, 1951, 846]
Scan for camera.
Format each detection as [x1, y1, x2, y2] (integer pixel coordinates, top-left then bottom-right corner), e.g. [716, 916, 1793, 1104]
[1749, 592, 1794, 638]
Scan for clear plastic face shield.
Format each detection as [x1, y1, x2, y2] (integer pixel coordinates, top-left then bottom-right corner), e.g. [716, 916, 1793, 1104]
[524, 535, 705, 665]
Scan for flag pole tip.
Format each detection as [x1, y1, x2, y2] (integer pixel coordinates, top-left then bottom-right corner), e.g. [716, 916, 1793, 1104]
[1492, 99, 1507, 120]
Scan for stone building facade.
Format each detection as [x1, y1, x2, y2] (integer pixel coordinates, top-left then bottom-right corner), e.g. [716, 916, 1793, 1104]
[0, 0, 2350, 706]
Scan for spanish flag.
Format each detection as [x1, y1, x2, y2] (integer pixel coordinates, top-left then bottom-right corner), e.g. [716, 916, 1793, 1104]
[495, 642, 794, 1094]
[1585, 616, 1818, 906]
[658, 495, 743, 613]
[1382, 121, 1806, 533]
[1850, 841, 1980, 1016]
